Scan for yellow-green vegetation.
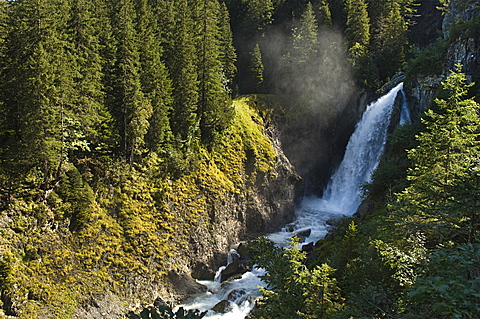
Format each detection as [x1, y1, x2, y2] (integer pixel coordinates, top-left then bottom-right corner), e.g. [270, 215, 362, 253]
[0, 97, 277, 318]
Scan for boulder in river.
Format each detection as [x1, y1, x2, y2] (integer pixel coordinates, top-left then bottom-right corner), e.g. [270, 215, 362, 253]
[212, 300, 234, 313]
[220, 260, 247, 282]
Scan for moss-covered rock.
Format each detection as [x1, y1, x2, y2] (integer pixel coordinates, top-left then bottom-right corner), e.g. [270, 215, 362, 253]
[0, 97, 300, 318]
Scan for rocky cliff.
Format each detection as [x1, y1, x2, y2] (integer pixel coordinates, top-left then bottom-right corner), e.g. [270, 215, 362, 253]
[407, 0, 480, 115]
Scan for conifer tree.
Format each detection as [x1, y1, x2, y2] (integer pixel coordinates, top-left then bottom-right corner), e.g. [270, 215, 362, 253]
[317, 0, 332, 26]
[110, 0, 152, 164]
[345, 0, 370, 54]
[397, 65, 480, 244]
[292, 2, 319, 65]
[371, 0, 408, 79]
[134, 0, 174, 154]
[68, 0, 114, 158]
[166, 0, 199, 150]
[192, 0, 233, 144]
[0, 0, 76, 187]
[218, 1, 237, 94]
[246, 43, 265, 94]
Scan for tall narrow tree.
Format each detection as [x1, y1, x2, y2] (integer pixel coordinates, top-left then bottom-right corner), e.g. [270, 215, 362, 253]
[167, 0, 199, 150]
[218, 1, 237, 95]
[246, 43, 265, 94]
[192, 0, 233, 144]
[345, 0, 370, 53]
[134, 0, 173, 154]
[397, 65, 480, 244]
[68, 0, 114, 158]
[110, 0, 151, 164]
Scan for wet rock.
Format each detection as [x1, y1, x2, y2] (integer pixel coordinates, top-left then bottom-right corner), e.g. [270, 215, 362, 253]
[227, 289, 247, 303]
[285, 223, 296, 232]
[153, 297, 167, 309]
[212, 300, 234, 314]
[301, 242, 314, 252]
[294, 228, 311, 242]
[221, 260, 247, 282]
[296, 228, 311, 237]
[236, 243, 248, 259]
[167, 271, 207, 300]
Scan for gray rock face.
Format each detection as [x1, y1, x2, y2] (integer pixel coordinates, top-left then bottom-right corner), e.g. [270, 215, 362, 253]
[161, 115, 301, 303]
[406, 75, 443, 120]
[442, 0, 480, 38]
[406, 0, 480, 115]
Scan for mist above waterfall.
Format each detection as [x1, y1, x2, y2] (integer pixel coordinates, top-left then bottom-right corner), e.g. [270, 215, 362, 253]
[258, 26, 357, 194]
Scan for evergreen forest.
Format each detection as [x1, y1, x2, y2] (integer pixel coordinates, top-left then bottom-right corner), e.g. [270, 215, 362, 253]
[0, 0, 478, 318]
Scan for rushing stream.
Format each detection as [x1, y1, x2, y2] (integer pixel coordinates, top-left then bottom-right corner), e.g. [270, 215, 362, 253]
[181, 83, 406, 318]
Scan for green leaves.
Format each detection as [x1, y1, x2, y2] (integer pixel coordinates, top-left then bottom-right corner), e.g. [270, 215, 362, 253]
[246, 237, 343, 319]
[404, 243, 480, 318]
[397, 65, 480, 244]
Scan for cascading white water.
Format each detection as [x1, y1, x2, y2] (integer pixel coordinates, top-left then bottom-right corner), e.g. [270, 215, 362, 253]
[399, 89, 411, 125]
[182, 83, 405, 318]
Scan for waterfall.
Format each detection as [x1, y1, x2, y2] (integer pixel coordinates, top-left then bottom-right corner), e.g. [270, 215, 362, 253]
[320, 82, 404, 215]
[181, 83, 404, 317]
[399, 89, 411, 125]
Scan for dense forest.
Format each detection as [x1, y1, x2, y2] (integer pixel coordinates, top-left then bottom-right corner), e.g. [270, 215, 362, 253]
[0, 0, 479, 318]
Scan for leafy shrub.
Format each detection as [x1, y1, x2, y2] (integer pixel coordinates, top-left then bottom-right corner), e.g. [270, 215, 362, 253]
[403, 243, 480, 318]
[405, 37, 447, 76]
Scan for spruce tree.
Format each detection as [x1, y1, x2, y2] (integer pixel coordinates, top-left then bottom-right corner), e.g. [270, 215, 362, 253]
[345, 0, 370, 52]
[110, 0, 152, 164]
[397, 65, 480, 244]
[317, 0, 332, 26]
[0, 0, 76, 188]
[218, 1, 237, 95]
[134, 0, 174, 154]
[68, 0, 114, 158]
[292, 2, 319, 65]
[193, 0, 233, 144]
[371, 0, 408, 79]
[246, 43, 265, 94]
[166, 0, 199, 150]
[240, 0, 274, 38]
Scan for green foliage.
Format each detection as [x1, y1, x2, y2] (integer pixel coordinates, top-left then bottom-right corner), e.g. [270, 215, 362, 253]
[396, 64, 480, 244]
[404, 243, 480, 318]
[406, 37, 448, 76]
[246, 44, 265, 94]
[345, 0, 370, 49]
[246, 236, 343, 319]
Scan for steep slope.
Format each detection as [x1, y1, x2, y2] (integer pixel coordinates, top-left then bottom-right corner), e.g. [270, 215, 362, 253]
[0, 96, 300, 318]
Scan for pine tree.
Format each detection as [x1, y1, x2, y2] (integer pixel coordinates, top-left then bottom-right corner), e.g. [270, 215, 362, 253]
[246, 43, 265, 94]
[397, 65, 480, 244]
[371, 0, 408, 79]
[192, 0, 233, 144]
[345, 0, 370, 52]
[134, 0, 173, 154]
[68, 0, 114, 158]
[0, 0, 76, 188]
[292, 2, 319, 65]
[166, 0, 199, 150]
[317, 0, 332, 26]
[240, 0, 274, 38]
[218, 1, 237, 94]
[110, 0, 152, 164]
